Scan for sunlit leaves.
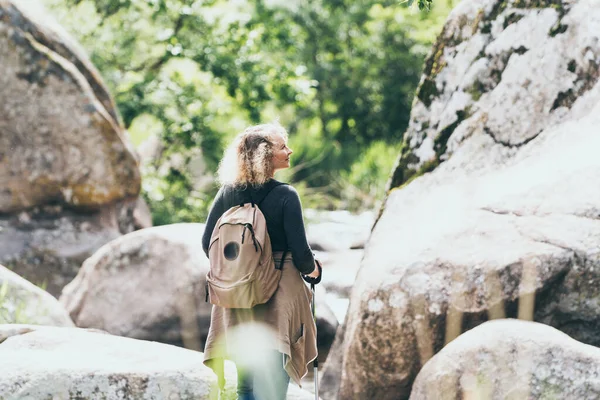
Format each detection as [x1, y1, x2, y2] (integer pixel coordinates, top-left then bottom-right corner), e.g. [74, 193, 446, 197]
[402, 0, 434, 11]
[42, 0, 455, 221]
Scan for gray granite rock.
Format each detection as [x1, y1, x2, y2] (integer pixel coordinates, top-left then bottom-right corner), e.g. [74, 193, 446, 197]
[322, 1, 600, 399]
[0, 0, 139, 213]
[60, 223, 210, 351]
[0, 265, 73, 326]
[0, 0, 148, 297]
[0, 201, 147, 297]
[0, 325, 216, 399]
[410, 319, 600, 400]
[0, 324, 319, 399]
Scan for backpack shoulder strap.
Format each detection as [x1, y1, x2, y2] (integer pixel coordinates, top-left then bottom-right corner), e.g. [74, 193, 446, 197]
[256, 181, 287, 206]
[236, 181, 287, 209]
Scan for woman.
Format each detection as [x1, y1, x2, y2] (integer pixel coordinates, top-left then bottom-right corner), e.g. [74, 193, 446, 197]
[202, 122, 321, 400]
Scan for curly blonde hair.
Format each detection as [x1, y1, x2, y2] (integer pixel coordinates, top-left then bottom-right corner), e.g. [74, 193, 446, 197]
[217, 122, 289, 188]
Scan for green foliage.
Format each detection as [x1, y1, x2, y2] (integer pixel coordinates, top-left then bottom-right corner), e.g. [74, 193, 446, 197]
[0, 280, 30, 324]
[339, 141, 402, 210]
[41, 0, 457, 221]
[142, 166, 218, 226]
[402, 0, 434, 11]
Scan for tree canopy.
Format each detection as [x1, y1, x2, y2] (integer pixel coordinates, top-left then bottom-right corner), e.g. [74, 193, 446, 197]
[42, 0, 457, 224]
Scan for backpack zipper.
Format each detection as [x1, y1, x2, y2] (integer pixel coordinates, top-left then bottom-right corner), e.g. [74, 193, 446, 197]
[215, 223, 262, 252]
[246, 224, 259, 252]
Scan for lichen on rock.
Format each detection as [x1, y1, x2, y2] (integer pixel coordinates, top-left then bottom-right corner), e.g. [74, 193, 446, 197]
[385, 0, 590, 198]
[0, 0, 150, 296]
[324, 1, 600, 400]
[410, 320, 600, 400]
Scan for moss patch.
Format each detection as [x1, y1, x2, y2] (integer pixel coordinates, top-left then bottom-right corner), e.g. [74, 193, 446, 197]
[417, 78, 440, 108]
[513, 0, 570, 19]
[388, 148, 420, 191]
[388, 109, 470, 191]
[551, 59, 600, 111]
[434, 109, 469, 159]
[503, 12, 525, 29]
[396, 157, 441, 190]
[466, 80, 485, 101]
[514, 46, 528, 55]
[481, 21, 492, 34]
[513, 0, 563, 10]
[422, 31, 448, 80]
[471, 46, 528, 101]
[417, 30, 450, 108]
[549, 22, 568, 37]
[479, 0, 509, 34]
[472, 9, 486, 35]
[485, 0, 509, 23]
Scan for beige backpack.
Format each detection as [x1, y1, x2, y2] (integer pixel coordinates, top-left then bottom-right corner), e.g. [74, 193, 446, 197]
[206, 184, 286, 308]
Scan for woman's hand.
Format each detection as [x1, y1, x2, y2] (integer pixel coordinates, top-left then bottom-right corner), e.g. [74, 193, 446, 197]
[306, 260, 321, 279]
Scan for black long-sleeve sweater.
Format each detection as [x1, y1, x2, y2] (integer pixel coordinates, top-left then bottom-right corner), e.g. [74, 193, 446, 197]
[201, 179, 316, 275]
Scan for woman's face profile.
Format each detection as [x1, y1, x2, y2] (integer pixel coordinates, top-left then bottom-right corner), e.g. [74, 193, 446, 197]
[271, 133, 293, 172]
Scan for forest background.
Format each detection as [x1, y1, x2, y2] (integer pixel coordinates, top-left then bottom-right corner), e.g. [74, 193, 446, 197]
[41, 0, 457, 225]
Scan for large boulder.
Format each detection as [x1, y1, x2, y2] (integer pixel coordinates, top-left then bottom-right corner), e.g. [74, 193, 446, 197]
[0, 324, 318, 399]
[0, 0, 149, 296]
[410, 319, 600, 400]
[0, 0, 139, 212]
[60, 222, 339, 355]
[0, 200, 151, 298]
[322, 1, 600, 399]
[0, 325, 218, 399]
[60, 223, 210, 350]
[0, 264, 73, 326]
[0, 323, 104, 341]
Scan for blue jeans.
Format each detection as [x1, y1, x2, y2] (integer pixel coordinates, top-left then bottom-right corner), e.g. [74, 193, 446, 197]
[236, 351, 290, 400]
